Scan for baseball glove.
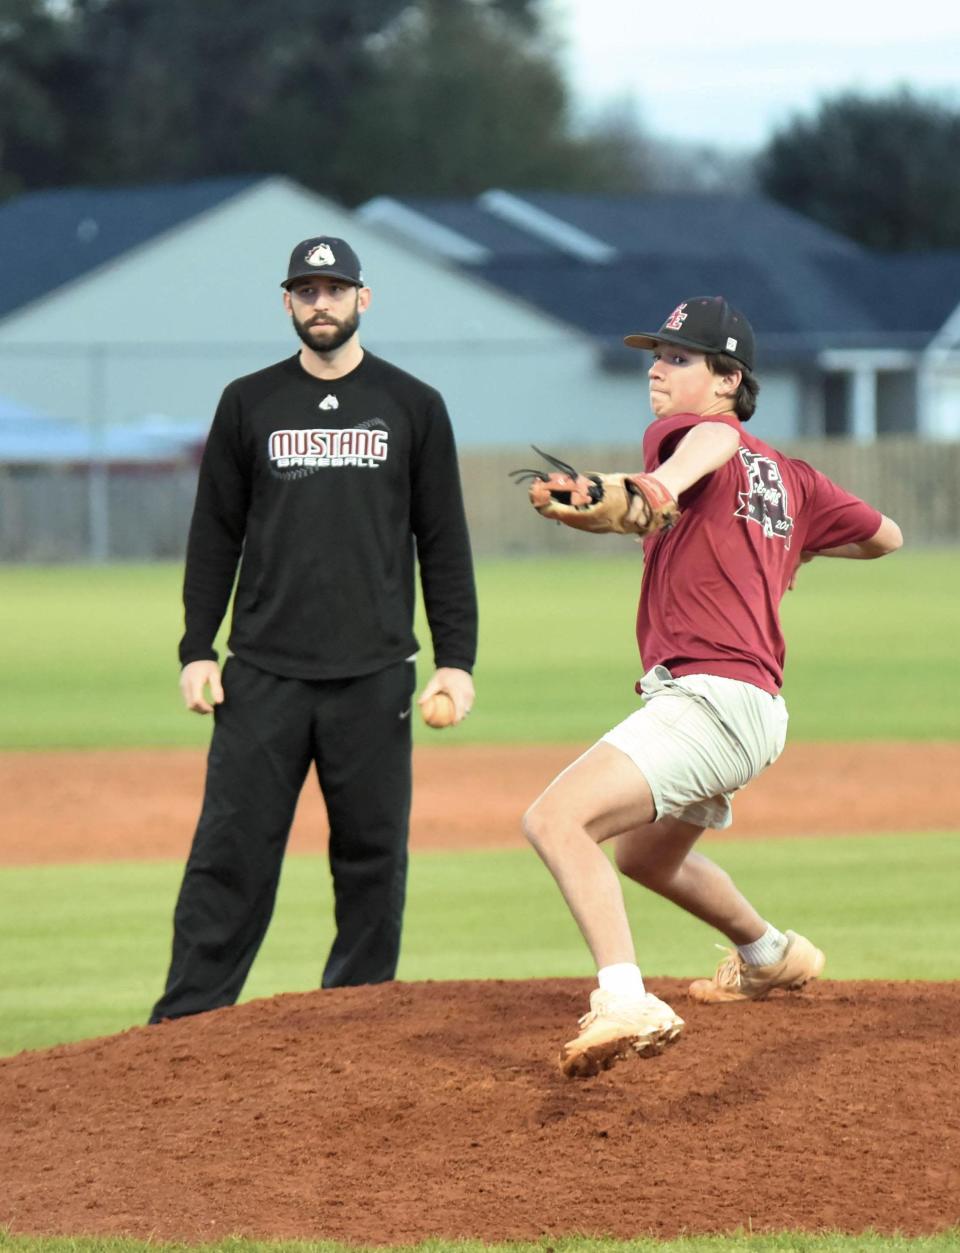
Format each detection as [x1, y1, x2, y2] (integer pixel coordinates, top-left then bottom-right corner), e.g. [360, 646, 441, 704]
[510, 447, 679, 536]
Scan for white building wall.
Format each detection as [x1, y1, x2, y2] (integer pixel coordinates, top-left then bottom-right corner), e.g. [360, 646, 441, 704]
[0, 178, 599, 436]
[929, 369, 960, 437]
[0, 339, 809, 448]
[0, 176, 813, 444]
[370, 340, 647, 447]
[751, 372, 805, 444]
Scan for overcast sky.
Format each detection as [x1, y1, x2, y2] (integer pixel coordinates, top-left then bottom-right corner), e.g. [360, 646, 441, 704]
[544, 0, 960, 149]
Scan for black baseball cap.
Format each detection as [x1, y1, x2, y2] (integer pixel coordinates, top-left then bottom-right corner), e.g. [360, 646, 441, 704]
[624, 296, 755, 371]
[281, 236, 364, 289]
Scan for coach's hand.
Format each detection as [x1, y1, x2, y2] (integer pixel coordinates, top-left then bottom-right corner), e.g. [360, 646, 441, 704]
[180, 660, 224, 714]
[418, 667, 475, 724]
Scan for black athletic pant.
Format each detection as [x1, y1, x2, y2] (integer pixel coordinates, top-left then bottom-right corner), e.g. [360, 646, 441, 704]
[149, 655, 415, 1022]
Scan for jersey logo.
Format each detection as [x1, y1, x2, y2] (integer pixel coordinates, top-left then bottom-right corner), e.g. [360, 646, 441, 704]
[268, 426, 389, 479]
[318, 394, 339, 410]
[735, 449, 794, 547]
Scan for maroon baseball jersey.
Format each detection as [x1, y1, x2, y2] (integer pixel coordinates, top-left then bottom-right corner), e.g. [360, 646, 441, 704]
[637, 412, 882, 694]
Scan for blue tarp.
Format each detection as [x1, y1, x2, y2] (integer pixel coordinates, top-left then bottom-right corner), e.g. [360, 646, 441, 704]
[0, 401, 207, 463]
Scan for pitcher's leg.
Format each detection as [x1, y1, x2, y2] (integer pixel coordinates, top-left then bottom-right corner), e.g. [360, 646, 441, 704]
[615, 823, 767, 944]
[613, 813, 822, 1003]
[150, 661, 312, 1022]
[522, 741, 658, 969]
[522, 741, 687, 1077]
[314, 661, 415, 988]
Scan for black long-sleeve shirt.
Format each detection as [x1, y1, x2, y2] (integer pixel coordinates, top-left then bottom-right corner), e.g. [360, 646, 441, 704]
[179, 351, 477, 679]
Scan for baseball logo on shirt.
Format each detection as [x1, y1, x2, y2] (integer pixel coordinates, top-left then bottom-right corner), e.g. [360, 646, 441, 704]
[268, 426, 389, 478]
[735, 449, 794, 546]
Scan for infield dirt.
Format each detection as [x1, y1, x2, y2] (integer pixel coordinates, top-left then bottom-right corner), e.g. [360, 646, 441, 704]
[1, 739, 958, 864]
[1, 741, 959, 1243]
[2, 978, 959, 1242]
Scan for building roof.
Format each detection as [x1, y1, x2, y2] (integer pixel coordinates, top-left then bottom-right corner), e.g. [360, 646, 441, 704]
[362, 195, 554, 261]
[498, 190, 864, 259]
[848, 252, 960, 335]
[2, 179, 958, 369]
[359, 191, 960, 363]
[0, 177, 258, 321]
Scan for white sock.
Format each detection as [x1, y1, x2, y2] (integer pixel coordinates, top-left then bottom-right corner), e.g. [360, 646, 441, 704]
[737, 924, 789, 967]
[597, 962, 645, 999]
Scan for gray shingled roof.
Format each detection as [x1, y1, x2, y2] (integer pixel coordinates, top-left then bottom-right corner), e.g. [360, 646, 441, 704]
[0, 177, 257, 320]
[378, 192, 960, 361]
[3, 182, 959, 361]
[517, 191, 864, 259]
[396, 197, 557, 257]
[475, 252, 960, 365]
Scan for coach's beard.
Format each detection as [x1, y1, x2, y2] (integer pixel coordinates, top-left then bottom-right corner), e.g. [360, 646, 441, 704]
[293, 304, 360, 355]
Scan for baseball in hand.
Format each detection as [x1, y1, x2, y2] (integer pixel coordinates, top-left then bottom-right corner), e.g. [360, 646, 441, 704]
[420, 691, 457, 728]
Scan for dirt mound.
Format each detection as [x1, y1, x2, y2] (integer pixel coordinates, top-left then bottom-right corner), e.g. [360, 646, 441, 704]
[2, 978, 959, 1243]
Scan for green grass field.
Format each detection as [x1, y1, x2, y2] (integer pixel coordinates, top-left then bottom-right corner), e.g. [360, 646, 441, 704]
[1, 553, 958, 1252]
[4, 1234, 960, 1253]
[1, 550, 958, 749]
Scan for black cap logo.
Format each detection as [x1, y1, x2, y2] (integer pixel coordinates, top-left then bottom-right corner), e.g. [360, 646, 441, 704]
[304, 242, 336, 268]
[624, 296, 755, 371]
[281, 236, 363, 289]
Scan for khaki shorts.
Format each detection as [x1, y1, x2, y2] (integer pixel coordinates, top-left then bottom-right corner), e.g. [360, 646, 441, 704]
[600, 665, 789, 830]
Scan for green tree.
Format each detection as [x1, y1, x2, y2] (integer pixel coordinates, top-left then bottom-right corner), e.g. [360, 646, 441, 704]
[2, 0, 603, 204]
[757, 88, 960, 250]
[330, 0, 619, 201]
[66, 0, 415, 186]
[0, 0, 88, 196]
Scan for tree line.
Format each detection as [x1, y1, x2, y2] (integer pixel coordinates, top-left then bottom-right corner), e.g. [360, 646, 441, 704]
[2, 0, 959, 250]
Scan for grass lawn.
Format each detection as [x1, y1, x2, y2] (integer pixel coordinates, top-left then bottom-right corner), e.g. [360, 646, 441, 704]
[3, 1232, 960, 1252]
[0, 550, 958, 749]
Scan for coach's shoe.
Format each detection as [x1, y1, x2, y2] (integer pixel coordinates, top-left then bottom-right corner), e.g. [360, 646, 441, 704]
[688, 930, 825, 1004]
[559, 989, 684, 1078]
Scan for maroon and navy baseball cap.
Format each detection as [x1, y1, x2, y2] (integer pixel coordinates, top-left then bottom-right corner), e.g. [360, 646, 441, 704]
[281, 236, 364, 289]
[624, 296, 755, 371]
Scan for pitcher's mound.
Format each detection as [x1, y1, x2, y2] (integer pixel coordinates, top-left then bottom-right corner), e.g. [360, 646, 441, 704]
[2, 978, 959, 1243]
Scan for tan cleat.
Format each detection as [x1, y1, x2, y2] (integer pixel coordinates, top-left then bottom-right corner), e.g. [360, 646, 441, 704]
[559, 989, 684, 1078]
[688, 930, 825, 1004]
